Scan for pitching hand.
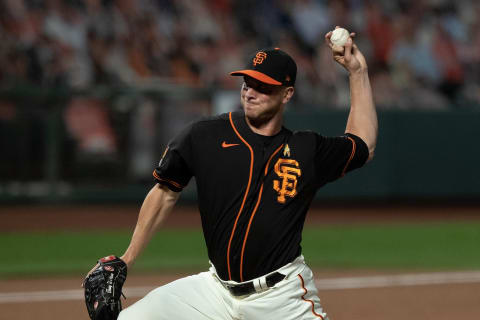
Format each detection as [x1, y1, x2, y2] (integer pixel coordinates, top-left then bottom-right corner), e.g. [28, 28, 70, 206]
[325, 27, 367, 74]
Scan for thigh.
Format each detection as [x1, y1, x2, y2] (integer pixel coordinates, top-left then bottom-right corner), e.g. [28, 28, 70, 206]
[293, 267, 329, 320]
[118, 272, 233, 320]
[242, 266, 329, 320]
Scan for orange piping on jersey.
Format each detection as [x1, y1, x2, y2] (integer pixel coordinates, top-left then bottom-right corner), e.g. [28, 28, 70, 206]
[298, 274, 325, 319]
[152, 170, 184, 189]
[226, 112, 254, 280]
[264, 144, 284, 176]
[341, 137, 356, 177]
[239, 143, 284, 281]
[152, 170, 161, 180]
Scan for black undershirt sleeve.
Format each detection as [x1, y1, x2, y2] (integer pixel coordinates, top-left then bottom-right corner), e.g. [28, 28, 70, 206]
[153, 123, 195, 192]
[314, 132, 369, 187]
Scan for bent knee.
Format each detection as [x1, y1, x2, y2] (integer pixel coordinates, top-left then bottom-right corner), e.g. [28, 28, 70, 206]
[117, 298, 160, 320]
[117, 308, 131, 320]
[118, 304, 148, 320]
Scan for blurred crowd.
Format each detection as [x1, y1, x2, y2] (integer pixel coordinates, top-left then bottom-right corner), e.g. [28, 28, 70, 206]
[1, 0, 480, 186]
[1, 0, 480, 110]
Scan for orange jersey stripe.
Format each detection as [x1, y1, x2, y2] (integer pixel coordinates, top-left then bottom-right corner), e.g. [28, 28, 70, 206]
[239, 143, 284, 281]
[298, 274, 325, 319]
[152, 170, 184, 189]
[341, 136, 356, 177]
[265, 144, 284, 175]
[226, 112, 254, 280]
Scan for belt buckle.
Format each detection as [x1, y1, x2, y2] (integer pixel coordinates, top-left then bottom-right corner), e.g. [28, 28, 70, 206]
[222, 274, 284, 297]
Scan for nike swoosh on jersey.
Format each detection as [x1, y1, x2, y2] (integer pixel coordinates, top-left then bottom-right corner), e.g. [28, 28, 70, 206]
[222, 141, 240, 148]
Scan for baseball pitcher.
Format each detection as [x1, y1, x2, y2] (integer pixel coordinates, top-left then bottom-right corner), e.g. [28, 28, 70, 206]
[84, 27, 377, 320]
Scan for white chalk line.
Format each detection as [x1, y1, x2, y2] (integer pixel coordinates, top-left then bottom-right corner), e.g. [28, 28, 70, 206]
[315, 271, 480, 290]
[1, 271, 480, 303]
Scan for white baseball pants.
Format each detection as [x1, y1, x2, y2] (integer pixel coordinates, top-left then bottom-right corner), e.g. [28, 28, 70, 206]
[118, 255, 329, 320]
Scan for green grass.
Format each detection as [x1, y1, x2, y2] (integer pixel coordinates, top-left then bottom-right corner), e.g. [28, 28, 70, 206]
[1, 222, 479, 277]
[302, 222, 480, 269]
[0, 230, 209, 277]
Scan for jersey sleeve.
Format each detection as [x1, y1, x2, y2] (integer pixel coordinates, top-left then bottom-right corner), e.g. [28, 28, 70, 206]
[153, 123, 195, 192]
[314, 132, 369, 187]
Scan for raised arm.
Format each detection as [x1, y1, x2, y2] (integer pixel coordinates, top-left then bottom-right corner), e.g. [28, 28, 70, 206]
[326, 28, 378, 161]
[120, 184, 180, 268]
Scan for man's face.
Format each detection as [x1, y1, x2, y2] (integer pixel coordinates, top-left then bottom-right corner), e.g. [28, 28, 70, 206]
[240, 76, 293, 124]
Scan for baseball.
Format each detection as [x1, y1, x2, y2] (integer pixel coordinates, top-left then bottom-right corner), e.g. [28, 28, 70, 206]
[330, 28, 350, 47]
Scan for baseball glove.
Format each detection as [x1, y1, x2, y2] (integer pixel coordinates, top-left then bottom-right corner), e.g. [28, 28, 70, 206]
[84, 255, 128, 320]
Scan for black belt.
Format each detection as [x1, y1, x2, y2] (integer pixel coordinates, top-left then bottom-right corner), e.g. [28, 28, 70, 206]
[224, 272, 286, 296]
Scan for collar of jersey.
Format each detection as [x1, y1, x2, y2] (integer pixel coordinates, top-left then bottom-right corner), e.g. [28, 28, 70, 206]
[231, 110, 290, 148]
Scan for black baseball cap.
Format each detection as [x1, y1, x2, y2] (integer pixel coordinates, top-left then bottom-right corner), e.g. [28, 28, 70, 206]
[230, 48, 297, 86]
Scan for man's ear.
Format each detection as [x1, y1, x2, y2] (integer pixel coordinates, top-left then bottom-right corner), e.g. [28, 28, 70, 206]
[282, 87, 295, 104]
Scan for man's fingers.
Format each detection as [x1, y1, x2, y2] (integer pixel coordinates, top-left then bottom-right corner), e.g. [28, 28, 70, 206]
[325, 31, 333, 48]
[344, 37, 353, 62]
[326, 29, 356, 67]
[331, 44, 344, 54]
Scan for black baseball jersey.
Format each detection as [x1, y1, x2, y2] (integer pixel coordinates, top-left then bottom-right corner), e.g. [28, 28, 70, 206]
[153, 111, 368, 282]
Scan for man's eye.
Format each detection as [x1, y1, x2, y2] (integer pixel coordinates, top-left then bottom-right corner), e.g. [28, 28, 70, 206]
[258, 86, 272, 94]
[244, 81, 274, 94]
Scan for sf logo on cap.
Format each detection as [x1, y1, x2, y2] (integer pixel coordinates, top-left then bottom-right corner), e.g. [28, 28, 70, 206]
[253, 52, 267, 66]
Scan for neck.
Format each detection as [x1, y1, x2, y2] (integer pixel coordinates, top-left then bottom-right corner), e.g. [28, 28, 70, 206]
[245, 111, 283, 136]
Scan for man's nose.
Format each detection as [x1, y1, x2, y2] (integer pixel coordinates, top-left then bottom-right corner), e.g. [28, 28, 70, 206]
[245, 86, 257, 99]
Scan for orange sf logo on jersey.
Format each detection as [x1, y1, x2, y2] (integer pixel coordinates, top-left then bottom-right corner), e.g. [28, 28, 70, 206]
[253, 52, 267, 66]
[273, 159, 301, 204]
